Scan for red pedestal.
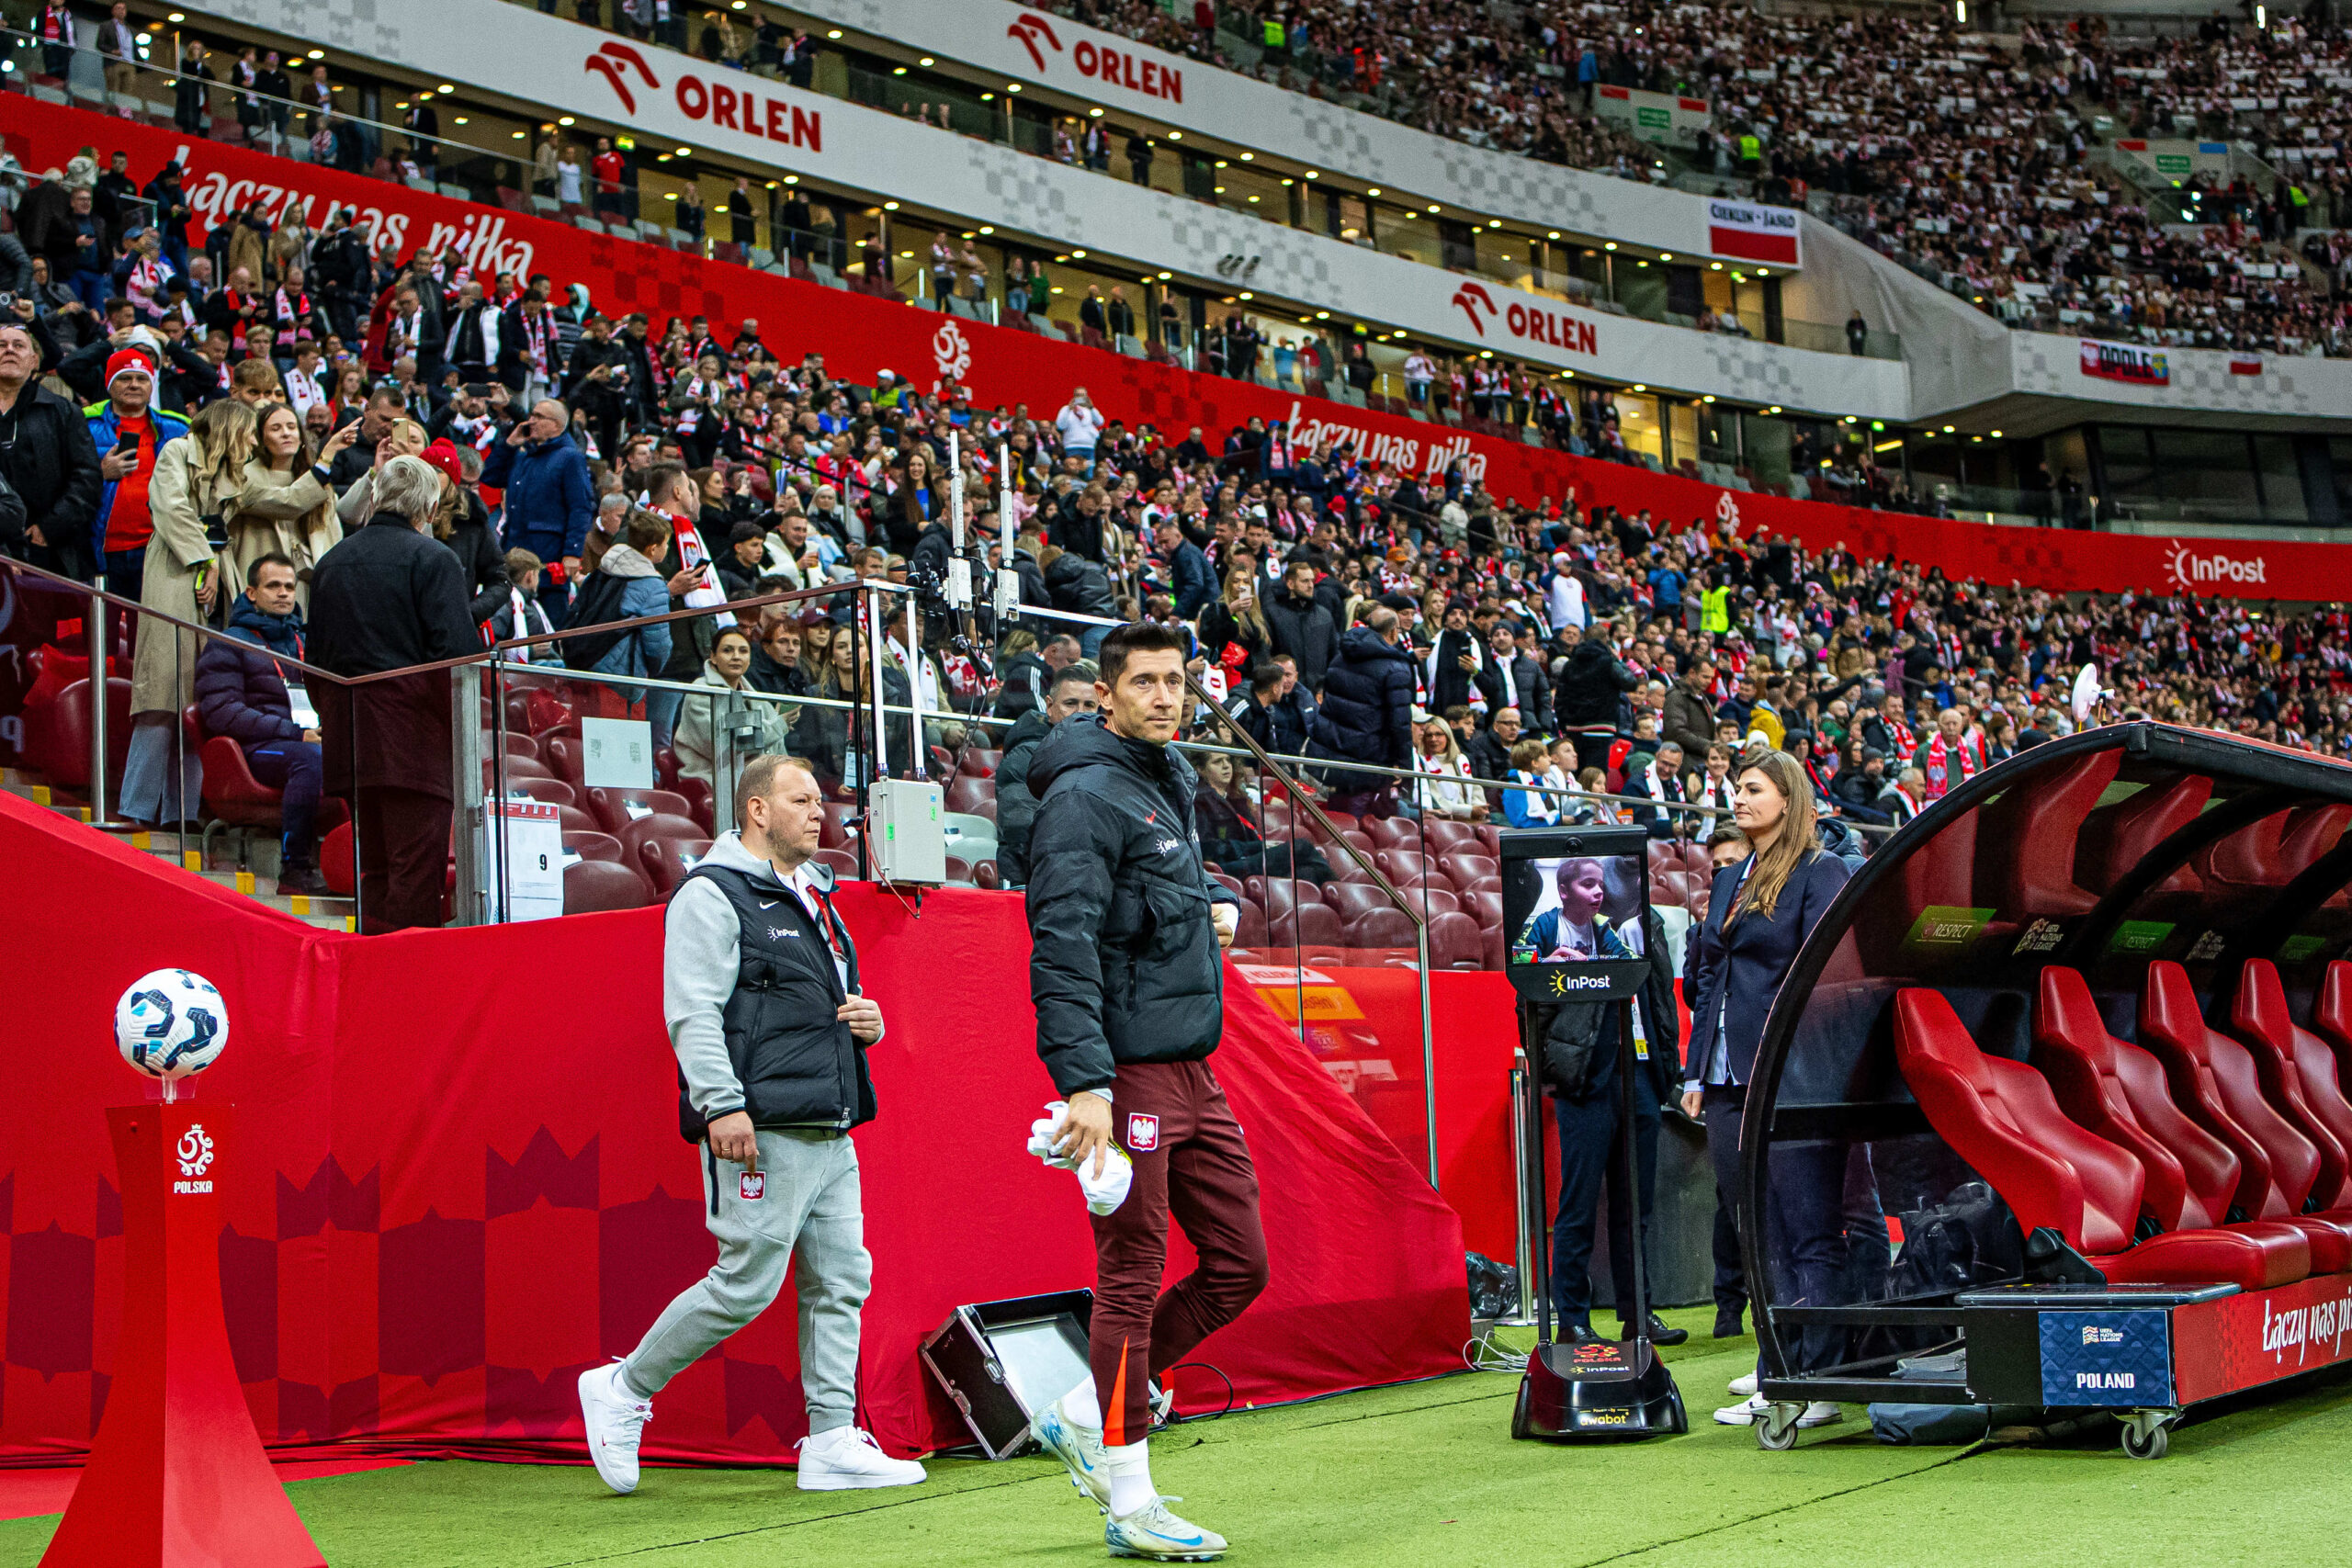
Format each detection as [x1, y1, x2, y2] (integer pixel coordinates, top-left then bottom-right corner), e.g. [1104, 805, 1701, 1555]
[39, 1104, 325, 1567]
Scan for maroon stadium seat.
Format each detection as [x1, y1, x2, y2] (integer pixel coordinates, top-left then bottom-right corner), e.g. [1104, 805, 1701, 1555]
[958, 748, 1002, 778]
[1323, 882, 1400, 922]
[556, 804, 601, 836]
[640, 836, 713, 896]
[1268, 901, 1341, 948]
[198, 735, 284, 830]
[944, 775, 996, 816]
[588, 786, 695, 835]
[2231, 960, 2352, 1210]
[510, 775, 577, 807]
[541, 734, 585, 784]
[563, 830, 624, 864]
[1232, 902, 1268, 950]
[1207, 871, 1245, 897]
[1467, 890, 1504, 929]
[1348, 908, 1419, 951]
[1442, 852, 1499, 887]
[564, 859, 653, 913]
[617, 813, 707, 870]
[1428, 910, 1485, 969]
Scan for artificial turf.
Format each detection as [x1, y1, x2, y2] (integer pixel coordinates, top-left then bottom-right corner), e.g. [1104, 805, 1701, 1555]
[5, 1303, 2346, 1567]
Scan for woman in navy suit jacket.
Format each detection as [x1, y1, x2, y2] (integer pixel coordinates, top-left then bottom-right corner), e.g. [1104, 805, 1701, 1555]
[1680, 750, 1851, 1427]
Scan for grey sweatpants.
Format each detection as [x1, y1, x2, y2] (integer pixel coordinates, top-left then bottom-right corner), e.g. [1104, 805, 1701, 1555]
[620, 1129, 869, 1434]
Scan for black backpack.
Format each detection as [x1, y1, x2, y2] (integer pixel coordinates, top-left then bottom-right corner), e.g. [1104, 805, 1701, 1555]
[560, 570, 641, 671]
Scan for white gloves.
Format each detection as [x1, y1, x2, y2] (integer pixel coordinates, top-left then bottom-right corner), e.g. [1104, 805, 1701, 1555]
[1027, 1100, 1133, 1216]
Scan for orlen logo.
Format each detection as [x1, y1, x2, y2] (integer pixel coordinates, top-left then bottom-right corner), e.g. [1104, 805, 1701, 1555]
[2165, 543, 2267, 591]
[1451, 282, 1498, 337]
[584, 40, 660, 115]
[1008, 13, 1062, 72]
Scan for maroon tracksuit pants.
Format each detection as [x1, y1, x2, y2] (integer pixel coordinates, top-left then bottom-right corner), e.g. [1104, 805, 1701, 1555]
[1091, 1059, 1270, 1448]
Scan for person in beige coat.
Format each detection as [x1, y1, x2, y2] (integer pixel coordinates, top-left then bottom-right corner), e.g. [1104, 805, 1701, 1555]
[224, 401, 356, 606]
[119, 400, 256, 823]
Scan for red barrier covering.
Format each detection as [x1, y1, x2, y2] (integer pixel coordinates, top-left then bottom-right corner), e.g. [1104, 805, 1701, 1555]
[0, 790, 1467, 1463]
[3, 96, 2345, 602]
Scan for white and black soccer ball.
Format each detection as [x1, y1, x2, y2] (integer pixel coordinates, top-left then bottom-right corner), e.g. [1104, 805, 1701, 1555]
[115, 970, 230, 1080]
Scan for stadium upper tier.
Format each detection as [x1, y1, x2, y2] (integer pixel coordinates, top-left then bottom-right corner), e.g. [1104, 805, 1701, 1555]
[130, 1, 2352, 442]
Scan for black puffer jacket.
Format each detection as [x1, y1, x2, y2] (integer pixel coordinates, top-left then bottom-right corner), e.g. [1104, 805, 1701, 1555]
[1025, 714, 1238, 1097]
[1309, 626, 1415, 787]
[1043, 548, 1116, 617]
[1553, 638, 1640, 728]
[991, 707, 1052, 886]
[1263, 586, 1336, 691]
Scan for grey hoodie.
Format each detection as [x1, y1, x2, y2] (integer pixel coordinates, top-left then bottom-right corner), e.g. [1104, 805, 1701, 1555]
[663, 829, 878, 1125]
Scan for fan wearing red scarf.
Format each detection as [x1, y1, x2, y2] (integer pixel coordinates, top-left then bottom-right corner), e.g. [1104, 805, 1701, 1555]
[1918, 707, 1979, 801]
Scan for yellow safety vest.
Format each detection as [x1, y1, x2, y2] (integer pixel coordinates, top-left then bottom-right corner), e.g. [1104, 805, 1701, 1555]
[1702, 586, 1731, 633]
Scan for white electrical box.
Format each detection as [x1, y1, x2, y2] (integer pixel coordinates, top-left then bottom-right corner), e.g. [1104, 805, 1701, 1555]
[868, 778, 948, 884]
[994, 567, 1023, 618]
[945, 556, 974, 608]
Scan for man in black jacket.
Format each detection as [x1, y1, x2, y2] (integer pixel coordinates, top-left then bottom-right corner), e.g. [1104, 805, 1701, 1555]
[1540, 902, 1687, 1345]
[578, 753, 923, 1497]
[1555, 633, 1642, 771]
[0, 319, 103, 581]
[1475, 620, 1552, 733]
[1423, 598, 1483, 714]
[1263, 557, 1336, 693]
[1023, 623, 1261, 1561]
[307, 456, 481, 931]
[992, 665, 1097, 886]
[1308, 607, 1415, 813]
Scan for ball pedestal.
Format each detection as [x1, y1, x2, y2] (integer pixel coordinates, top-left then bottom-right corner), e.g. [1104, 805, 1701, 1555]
[38, 1104, 326, 1568]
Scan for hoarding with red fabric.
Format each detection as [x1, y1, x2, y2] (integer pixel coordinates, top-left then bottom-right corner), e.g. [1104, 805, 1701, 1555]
[0, 791, 1467, 1463]
[4, 96, 2346, 604]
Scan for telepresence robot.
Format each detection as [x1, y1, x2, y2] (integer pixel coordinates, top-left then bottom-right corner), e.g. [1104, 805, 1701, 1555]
[1500, 826, 1688, 1441]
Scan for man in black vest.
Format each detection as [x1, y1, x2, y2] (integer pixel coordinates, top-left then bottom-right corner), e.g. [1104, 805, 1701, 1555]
[578, 754, 925, 1495]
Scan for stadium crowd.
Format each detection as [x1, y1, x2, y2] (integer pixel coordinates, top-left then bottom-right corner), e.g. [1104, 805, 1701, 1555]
[1041, 2, 2352, 356]
[5, 131, 2350, 922]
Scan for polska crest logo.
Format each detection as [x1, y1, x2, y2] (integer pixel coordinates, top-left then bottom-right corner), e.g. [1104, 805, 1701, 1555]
[933, 319, 971, 383]
[1715, 490, 1742, 531]
[176, 1124, 216, 1178]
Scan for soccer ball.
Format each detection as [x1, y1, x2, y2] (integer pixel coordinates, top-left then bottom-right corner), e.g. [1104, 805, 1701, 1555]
[115, 970, 230, 1080]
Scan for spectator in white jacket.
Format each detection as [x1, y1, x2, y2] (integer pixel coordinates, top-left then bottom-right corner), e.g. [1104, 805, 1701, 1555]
[1054, 387, 1105, 474]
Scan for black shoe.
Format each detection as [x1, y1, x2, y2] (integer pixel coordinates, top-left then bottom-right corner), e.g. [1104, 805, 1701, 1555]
[277, 862, 331, 897]
[1562, 1322, 1606, 1346]
[1714, 1304, 1747, 1339]
[1621, 1313, 1688, 1346]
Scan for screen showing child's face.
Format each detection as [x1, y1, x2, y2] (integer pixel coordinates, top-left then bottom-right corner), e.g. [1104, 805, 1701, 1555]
[1557, 859, 1607, 923]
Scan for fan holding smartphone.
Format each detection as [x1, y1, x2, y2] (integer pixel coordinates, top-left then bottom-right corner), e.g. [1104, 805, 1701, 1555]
[90, 348, 190, 621]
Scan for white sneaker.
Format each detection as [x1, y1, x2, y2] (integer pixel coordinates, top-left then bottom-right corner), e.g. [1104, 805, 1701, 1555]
[796, 1425, 927, 1490]
[1713, 1392, 1770, 1427]
[1796, 1401, 1842, 1428]
[578, 1362, 652, 1495]
[1105, 1496, 1227, 1562]
[1728, 1371, 1758, 1396]
[1030, 1396, 1112, 1509]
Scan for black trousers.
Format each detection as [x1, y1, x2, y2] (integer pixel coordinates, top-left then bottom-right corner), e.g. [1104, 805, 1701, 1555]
[353, 785, 450, 933]
[1549, 1085, 1660, 1331]
[1702, 1084, 1748, 1316]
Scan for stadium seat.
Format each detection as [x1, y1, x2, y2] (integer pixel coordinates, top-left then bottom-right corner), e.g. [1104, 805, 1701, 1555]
[2231, 960, 2352, 1204]
[639, 836, 712, 896]
[555, 804, 601, 836]
[588, 786, 694, 835]
[2139, 961, 2352, 1269]
[562, 830, 624, 864]
[1428, 910, 1486, 970]
[1232, 902, 1269, 950]
[1377, 848, 1430, 883]
[541, 734, 585, 784]
[1441, 853, 1498, 887]
[617, 813, 707, 871]
[2033, 966, 2310, 1273]
[676, 776, 716, 834]
[2313, 962, 2352, 1082]
[564, 859, 652, 913]
[1207, 871, 1245, 897]
[198, 735, 285, 830]
[509, 776, 577, 807]
[1366, 816, 1419, 850]
[1397, 882, 1461, 916]
[1323, 882, 1400, 922]
[1894, 987, 2302, 1289]
[820, 801, 858, 847]
[1422, 818, 1480, 855]
[944, 776, 995, 816]
[814, 847, 861, 880]
[22, 676, 130, 789]
[1348, 908, 1419, 951]
[1467, 890, 1504, 930]
[654, 748, 682, 791]
[1268, 901, 1342, 948]
[501, 733, 541, 760]
[2077, 773, 2211, 895]
[958, 748, 1002, 778]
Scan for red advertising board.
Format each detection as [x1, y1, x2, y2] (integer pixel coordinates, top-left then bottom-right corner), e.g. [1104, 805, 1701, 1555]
[9, 97, 2352, 603]
[2172, 1270, 2352, 1404]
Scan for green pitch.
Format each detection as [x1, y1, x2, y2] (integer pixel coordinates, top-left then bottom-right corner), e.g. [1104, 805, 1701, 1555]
[5, 1306, 2346, 1567]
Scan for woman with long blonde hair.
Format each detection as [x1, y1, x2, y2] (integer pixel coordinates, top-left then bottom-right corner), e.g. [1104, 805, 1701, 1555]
[1680, 747, 1850, 1426]
[122, 399, 262, 822]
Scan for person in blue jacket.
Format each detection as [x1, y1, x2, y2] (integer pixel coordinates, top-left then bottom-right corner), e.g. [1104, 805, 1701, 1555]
[194, 552, 325, 895]
[84, 349, 190, 610]
[1681, 749, 1852, 1430]
[481, 398, 594, 613]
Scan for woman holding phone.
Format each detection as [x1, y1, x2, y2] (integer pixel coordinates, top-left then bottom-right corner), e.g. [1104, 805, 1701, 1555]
[1681, 749, 1850, 1430]
[223, 401, 356, 608]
